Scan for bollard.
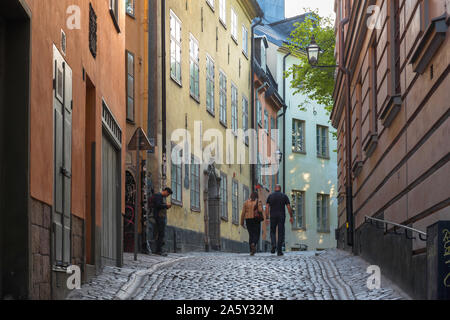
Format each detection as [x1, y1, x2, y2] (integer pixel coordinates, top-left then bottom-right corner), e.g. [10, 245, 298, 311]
[427, 221, 450, 300]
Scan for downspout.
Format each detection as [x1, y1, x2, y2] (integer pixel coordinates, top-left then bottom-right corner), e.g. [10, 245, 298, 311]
[161, 0, 167, 186]
[338, 17, 354, 248]
[282, 52, 291, 194]
[251, 16, 263, 191]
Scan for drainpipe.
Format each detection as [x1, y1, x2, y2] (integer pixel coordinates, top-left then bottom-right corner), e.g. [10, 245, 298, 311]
[338, 17, 354, 248]
[161, 0, 167, 186]
[282, 52, 291, 194]
[251, 16, 264, 191]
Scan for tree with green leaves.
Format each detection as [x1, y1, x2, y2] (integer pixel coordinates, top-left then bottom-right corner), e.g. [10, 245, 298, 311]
[284, 9, 336, 115]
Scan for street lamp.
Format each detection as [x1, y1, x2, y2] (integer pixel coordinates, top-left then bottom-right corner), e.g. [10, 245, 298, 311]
[306, 36, 321, 66]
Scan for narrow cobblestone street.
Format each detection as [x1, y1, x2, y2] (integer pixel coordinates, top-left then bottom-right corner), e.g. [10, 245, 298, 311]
[68, 250, 408, 300]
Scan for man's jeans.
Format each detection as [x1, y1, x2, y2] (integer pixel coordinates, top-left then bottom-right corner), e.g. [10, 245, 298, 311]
[154, 215, 167, 253]
[270, 214, 285, 252]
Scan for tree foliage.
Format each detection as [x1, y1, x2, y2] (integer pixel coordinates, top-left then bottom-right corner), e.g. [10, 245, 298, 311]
[284, 9, 336, 114]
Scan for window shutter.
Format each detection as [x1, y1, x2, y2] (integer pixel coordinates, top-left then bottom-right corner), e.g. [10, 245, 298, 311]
[52, 46, 72, 266]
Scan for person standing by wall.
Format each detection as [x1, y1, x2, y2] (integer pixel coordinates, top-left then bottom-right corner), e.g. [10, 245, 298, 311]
[151, 187, 173, 256]
[265, 185, 294, 256]
[241, 192, 264, 256]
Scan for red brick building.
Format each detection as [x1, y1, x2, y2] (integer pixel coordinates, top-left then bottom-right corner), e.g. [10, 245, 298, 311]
[332, 0, 449, 298]
[0, 0, 126, 299]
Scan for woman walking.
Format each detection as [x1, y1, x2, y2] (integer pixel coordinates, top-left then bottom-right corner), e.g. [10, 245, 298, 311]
[240, 192, 264, 255]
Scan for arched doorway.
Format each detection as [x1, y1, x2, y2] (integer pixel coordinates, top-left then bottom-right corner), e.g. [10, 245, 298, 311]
[124, 171, 136, 253]
[206, 166, 221, 251]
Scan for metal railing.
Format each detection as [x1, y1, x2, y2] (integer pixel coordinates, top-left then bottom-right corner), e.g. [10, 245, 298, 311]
[364, 216, 428, 242]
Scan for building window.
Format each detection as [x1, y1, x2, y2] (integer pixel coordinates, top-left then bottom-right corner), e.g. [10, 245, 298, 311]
[264, 110, 269, 133]
[219, 71, 227, 125]
[271, 117, 276, 140]
[126, 0, 135, 17]
[126, 51, 135, 122]
[369, 40, 378, 134]
[190, 155, 200, 210]
[243, 185, 250, 202]
[393, 0, 401, 95]
[232, 180, 239, 224]
[242, 96, 249, 145]
[220, 173, 228, 220]
[292, 119, 305, 153]
[206, 0, 215, 10]
[317, 194, 330, 233]
[256, 99, 262, 126]
[89, 3, 97, 58]
[109, 0, 120, 32]
[242, 25, 248, 57]
[170, 10, 182, 85]
[206, 55, 215, 115]
[231, 84, 238, 133]
[316, 125, 329, 158]
[231, 8, 238, 42]
[189, 35, 200, 101]
[219, 0, 226, 25]
[292, 191, 305, 229]
[171, 147, 183, 204]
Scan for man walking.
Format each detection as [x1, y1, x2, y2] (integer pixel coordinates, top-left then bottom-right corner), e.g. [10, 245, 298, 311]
[265, 185, 294, 256]
[151, 187, 173, 256]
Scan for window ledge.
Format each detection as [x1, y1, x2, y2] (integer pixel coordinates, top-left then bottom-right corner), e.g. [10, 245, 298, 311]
[410, 14, 448, 75]
[242, 51, 249, 60]
[190, 207, 201, 213]
[317, 155, 330, 160]
[221, 216, 229, 222]
[172, 200, 183, 207]
[206, 1, 215, 12]
[206, 108, 215, 118]
[292, 150, 307, 155]
[363, 133, 378, 158]
[219, 19, 227, 30]
[220, 120, 228, 128]
[231, 35, 238, 45]
[380, 94, 402, 128]
[352, 160, 364, 178]
[170, 76, 182, 88]
[190, 93, 200, 104]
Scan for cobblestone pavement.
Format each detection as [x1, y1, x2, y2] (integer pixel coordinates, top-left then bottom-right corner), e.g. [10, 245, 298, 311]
[68, 250, 409, 300]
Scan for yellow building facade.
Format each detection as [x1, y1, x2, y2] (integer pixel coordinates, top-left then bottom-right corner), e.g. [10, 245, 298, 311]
[158, 0, 262, 252]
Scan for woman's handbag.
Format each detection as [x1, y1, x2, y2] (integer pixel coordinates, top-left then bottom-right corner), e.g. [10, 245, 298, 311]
[253, 201, 264, 222]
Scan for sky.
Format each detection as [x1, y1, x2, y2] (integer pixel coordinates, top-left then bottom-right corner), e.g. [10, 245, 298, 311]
[285, 0, 335, 19]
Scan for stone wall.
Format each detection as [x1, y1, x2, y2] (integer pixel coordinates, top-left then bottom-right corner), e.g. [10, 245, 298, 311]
[30, 198, 51, 300]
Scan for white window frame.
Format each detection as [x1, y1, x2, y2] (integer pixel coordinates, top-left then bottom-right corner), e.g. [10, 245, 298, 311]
[317, 125, 329, 158]
[206, 0, 215, 10]
[171, 146, 183, 204]
[219, 71, 227, 125]
[231, 8, 238, 42]
[317, 194, 330, 233]
[206, 54, 215, 115]
[220, 173, 228, 220]
[189, 34, 200, 101]
[292, 191, 306, 229]
[170, 10, 182, 85]
[190, 155, 201, 210]
[219, 0, 227, 26]
[231, 84, 238, 134]
[293, 119, 306, 153]
[232, 180, 239, 224]
[242, 25, 248, 57]
[242, 96, 249, 145]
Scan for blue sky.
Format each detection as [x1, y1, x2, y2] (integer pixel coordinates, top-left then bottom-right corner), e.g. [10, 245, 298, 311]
[285, 0, 335, 19]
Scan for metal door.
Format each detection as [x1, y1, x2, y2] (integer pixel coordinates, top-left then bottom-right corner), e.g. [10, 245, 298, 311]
[52, 45, 72, 267]
[101, 133, 119, 265]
